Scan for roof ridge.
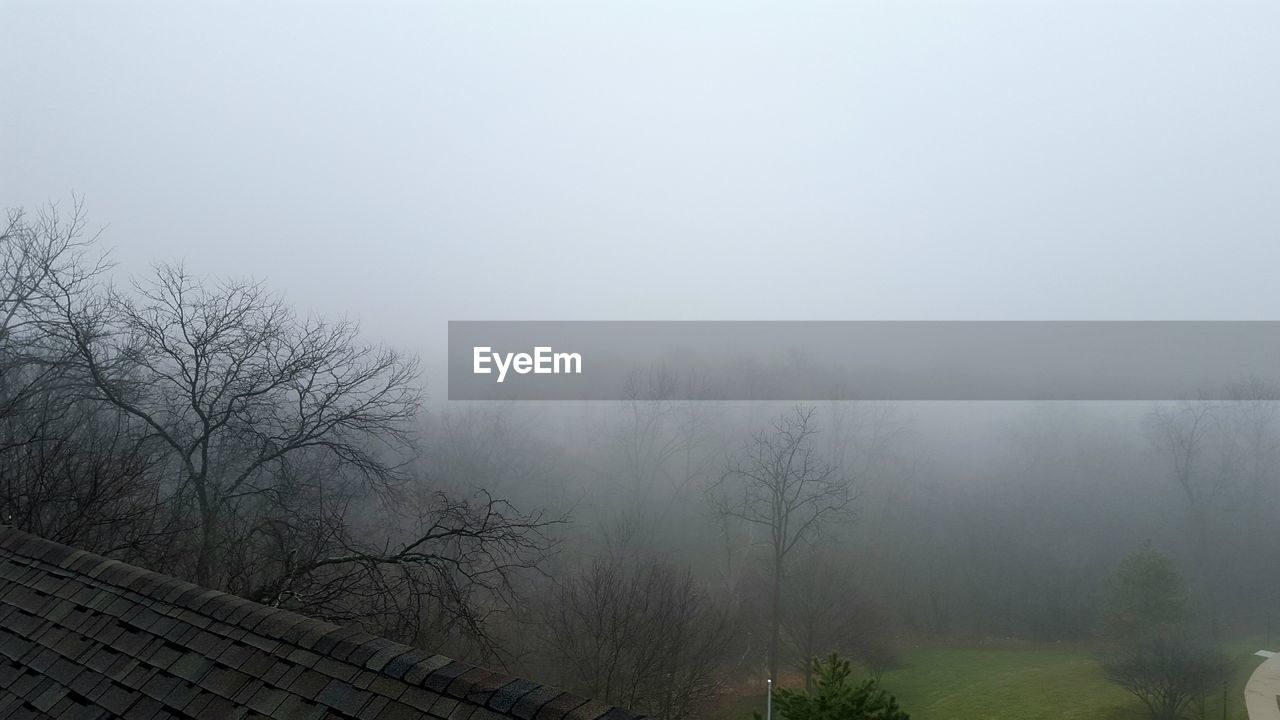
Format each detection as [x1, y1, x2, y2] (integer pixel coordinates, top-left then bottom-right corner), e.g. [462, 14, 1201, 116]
[0, 526, 638, 720]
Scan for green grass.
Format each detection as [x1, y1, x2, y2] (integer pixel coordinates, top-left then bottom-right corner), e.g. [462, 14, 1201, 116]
[712, 640, 1265, 720]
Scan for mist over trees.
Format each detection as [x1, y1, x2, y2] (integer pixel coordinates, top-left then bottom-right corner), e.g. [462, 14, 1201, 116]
[1099, 547, 1231, 720]
[708, 406, 854, 683]
[3, 204, 1279, 718]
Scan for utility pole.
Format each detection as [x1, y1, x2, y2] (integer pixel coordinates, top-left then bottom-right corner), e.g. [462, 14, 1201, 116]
[766, 677, 773, 720]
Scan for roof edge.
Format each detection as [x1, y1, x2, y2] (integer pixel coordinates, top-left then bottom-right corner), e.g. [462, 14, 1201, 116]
[0, 526, 639, 720]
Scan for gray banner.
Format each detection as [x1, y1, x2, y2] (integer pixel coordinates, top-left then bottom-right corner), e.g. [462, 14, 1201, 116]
[447, 321, 1280, 401]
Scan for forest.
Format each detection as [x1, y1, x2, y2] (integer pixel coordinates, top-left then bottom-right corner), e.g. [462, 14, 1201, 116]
[2, 203, 1275, 719]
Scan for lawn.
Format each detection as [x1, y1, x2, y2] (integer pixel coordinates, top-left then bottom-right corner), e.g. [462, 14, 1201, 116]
[711, 640, 1266, 720]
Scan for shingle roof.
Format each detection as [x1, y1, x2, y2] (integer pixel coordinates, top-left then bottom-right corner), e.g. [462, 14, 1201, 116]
[0, 527, 642, 720]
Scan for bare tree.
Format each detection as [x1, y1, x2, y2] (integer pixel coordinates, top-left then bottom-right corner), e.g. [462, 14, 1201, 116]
[1101, 637, 1230, 720]
[707, 406, 853, 682]
[8, 205, 563, 659]
[1218, 379, 1280, 509]
[781, 549, 898, 688]
[50, 262, 421, 586]
[1218, 379, 1280, 614]
[246, 483, 560, 659]
[607, 368, 723, 557]
[541, 552, 731, 719]
[0, 204, 175, 558]
[0, 201, 107, 415]
[1145, 399, 1225, 559]
[0, 389, 175, 560]
[1144, 396, 1262, 629]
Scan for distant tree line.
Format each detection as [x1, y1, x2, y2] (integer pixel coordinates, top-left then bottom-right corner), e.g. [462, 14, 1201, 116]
[6, 201, 1277, 720]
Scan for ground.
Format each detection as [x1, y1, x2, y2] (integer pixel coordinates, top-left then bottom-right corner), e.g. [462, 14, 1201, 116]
[712, 639, 1266, 720]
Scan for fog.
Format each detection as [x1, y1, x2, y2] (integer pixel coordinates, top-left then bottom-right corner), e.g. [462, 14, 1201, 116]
[4, 2, 1280, 718]
[8, 3, 1280, 337]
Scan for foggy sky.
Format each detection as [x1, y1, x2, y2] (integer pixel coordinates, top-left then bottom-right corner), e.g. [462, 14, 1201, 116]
[5, 1, 1280, 381]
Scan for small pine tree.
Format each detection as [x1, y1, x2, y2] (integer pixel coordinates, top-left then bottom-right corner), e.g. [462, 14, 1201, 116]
[1098, 545, 1229, 720]
[1103, 545, 1189, 643]
[754, 653, 910, 720]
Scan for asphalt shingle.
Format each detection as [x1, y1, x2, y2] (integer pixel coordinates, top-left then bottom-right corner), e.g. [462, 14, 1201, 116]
[0, 527, 643, 720]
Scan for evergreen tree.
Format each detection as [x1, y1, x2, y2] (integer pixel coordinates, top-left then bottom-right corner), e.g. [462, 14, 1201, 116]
[1103, 545, 1189, 642]
[755, 653, 909, 720]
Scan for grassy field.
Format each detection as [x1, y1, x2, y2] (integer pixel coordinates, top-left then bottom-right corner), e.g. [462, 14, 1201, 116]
[711, 640, 1266, 720]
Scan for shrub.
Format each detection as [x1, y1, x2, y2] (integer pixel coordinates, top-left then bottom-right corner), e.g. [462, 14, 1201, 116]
[1101, 636, 1230, 720]
[756, 653, 910, 720]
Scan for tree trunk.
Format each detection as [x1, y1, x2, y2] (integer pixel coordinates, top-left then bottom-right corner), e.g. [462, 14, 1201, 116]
[769, 550, 782, 683]
[195, 488, 217, 588]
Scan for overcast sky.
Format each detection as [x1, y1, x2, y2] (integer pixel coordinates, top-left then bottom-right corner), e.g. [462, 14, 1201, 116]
[5, 2, 1280, 372]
